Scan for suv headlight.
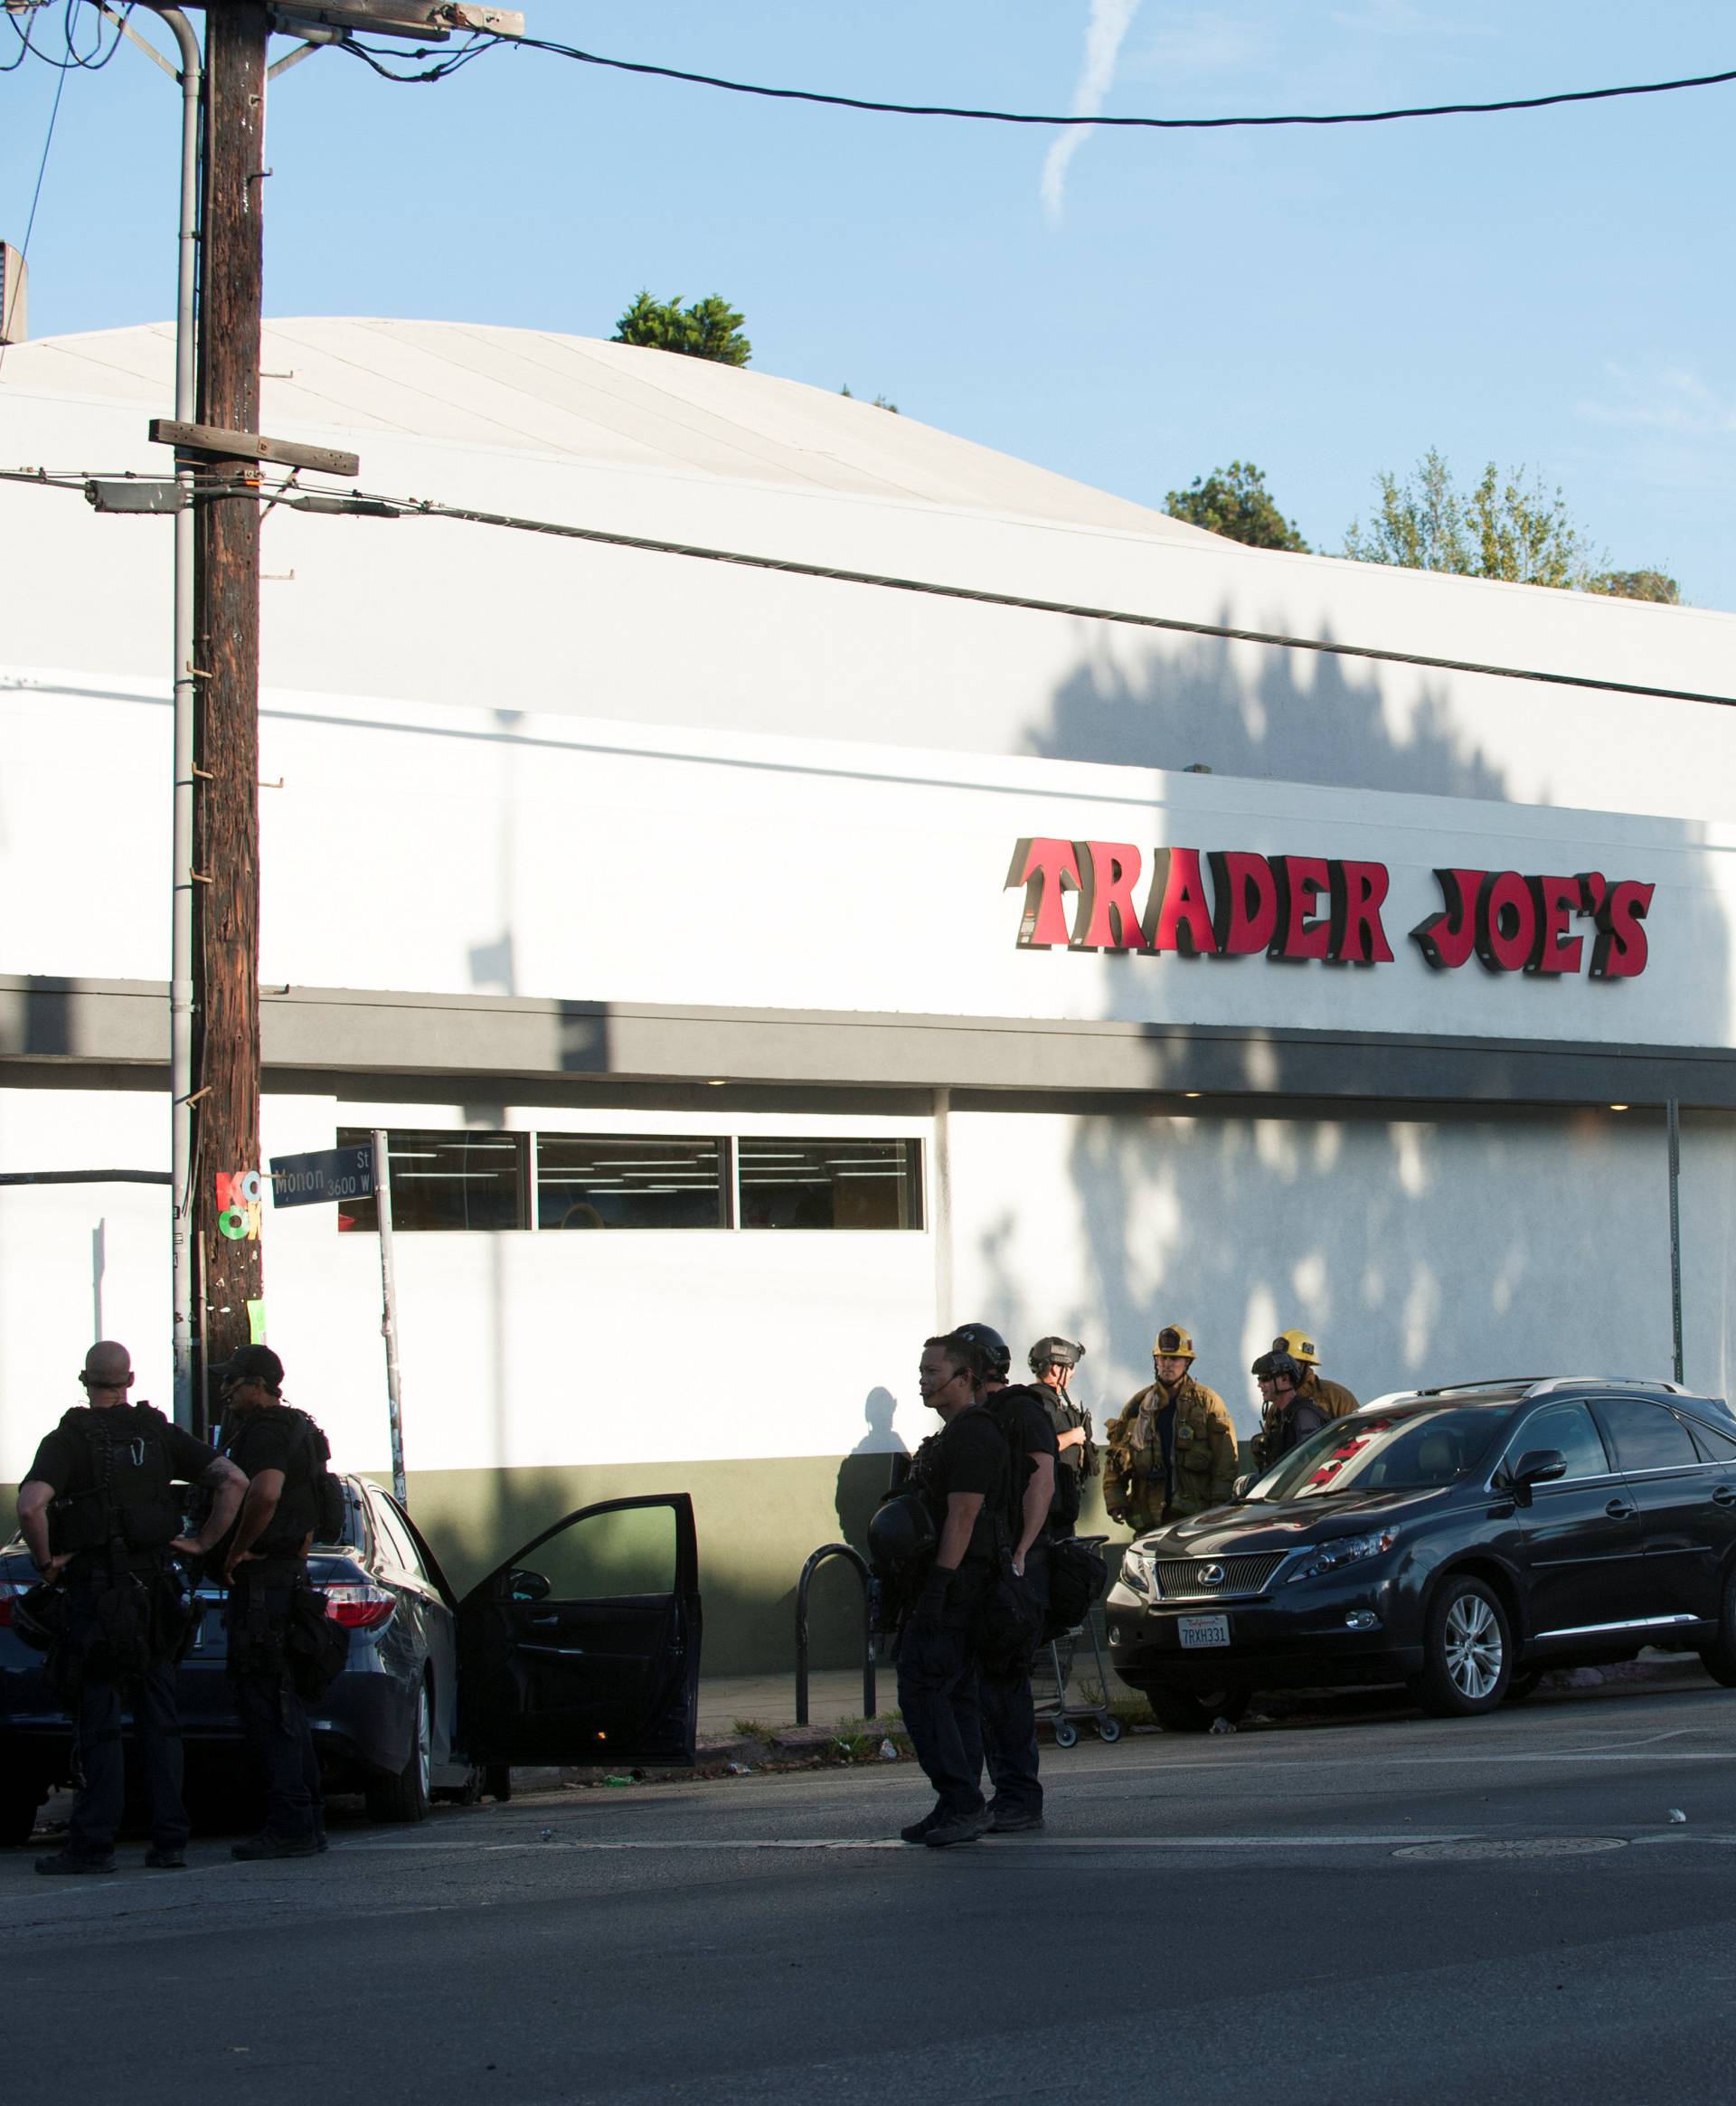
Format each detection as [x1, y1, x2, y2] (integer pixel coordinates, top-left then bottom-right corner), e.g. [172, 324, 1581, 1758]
[1118, 1547, 1155, 1598]
[1288, 1529, 1397, 1583]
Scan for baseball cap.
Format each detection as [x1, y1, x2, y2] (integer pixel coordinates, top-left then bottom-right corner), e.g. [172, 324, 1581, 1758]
[212, 1344, 285, 1391]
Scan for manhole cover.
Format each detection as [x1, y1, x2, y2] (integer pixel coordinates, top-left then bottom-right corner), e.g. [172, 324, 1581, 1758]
[1395, 1837, 1628, 1862]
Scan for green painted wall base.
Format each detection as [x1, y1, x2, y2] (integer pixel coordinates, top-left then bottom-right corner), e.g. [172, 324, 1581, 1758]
[402, 1451, 1146, 1678]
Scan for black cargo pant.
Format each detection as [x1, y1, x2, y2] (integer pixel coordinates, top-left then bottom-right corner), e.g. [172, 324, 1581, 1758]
[226, 1567, 324, 1844]
[61, 1581, 188, 1860]
[970, 1545, 1049, 1818]
[896, 1598, 986, 1822]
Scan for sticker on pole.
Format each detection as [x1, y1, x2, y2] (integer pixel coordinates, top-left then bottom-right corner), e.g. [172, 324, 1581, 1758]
[269, 1145, 377, 1210]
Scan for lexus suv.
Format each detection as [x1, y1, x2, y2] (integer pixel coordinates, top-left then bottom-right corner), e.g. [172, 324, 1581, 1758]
[1105, 1378, 1736, 1731]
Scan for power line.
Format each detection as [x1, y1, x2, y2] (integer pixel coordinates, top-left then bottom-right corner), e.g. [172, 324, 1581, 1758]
[349, 31, 1736, 131]
[5, 461, 1731, 710]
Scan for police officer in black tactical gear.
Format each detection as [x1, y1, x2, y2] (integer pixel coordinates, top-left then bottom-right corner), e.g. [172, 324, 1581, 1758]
[952, 1319, 1057, 1836]
[213, 1345, 329, 1861]
[1028, 1336, 1094, 1539]
[15, 1340, 246, 1875]
[893, 1332, 1011, 1849]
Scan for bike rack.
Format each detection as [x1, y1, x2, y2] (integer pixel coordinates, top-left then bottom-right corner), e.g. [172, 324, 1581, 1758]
[793, 1542, 877, 1727]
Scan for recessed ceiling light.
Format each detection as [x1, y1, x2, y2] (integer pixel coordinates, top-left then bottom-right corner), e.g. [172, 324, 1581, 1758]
[1183, 1091, 1203, 1100]
[706, 1079, 728, 1087]
[1609, 1102, 1629, 1111]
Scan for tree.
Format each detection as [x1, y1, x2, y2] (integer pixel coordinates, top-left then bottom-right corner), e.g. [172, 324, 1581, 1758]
[612, 292, 750, 366]
[1342, 449, 1597, 587]
[1165, 461, 1310, 552]
[840, 384, 899, 413]
[1589, 569, 1680, 605]
[1343, 451, 1682, 601]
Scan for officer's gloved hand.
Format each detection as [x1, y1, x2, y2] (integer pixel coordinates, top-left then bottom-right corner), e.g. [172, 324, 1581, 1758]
[907, 1567, 951, 1638]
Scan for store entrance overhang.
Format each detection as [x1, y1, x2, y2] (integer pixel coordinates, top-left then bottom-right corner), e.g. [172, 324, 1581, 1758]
[5, 973, 1734, 1115]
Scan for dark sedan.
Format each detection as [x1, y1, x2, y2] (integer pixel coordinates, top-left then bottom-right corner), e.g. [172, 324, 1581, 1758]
[0, 1479, 701, 1844]
[1105, 1377, 1736, 1730]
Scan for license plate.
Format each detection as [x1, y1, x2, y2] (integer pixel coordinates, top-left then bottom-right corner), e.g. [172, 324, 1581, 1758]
[1178, 1613, 1231, 1649]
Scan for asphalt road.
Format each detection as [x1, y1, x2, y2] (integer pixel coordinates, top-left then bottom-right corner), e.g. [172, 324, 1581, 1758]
[9, 1678, 1736, 2105]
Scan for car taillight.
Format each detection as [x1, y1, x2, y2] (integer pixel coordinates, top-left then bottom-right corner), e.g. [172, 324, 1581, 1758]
[322, 1582, 394, 1631]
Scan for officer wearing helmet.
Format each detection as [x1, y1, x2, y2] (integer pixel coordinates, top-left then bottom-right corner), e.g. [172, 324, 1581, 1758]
[888, 1331, 1012, 1848]
[1248, 1350, 1282, 1474]
[951, 1321, 1057, 1835]
[1265, 1352, 1328, 1462]
[1273, 1328, 1359, 1421]
[1103, 1324, 1238, 1534]
[1027, 1336, 1095, 1539]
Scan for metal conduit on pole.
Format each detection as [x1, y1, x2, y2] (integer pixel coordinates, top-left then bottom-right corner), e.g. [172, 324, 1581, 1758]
[133, 3, 204, 1431]
[1667, 1099, 1685, 1386]
[373, 1130, 409, 1506]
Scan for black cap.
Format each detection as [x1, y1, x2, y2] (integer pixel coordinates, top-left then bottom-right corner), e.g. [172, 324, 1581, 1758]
[212, 1344, 284, 1391]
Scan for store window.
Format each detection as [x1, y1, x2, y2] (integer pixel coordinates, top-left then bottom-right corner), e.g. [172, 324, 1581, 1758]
[336, 1129, 924, 1232]
[536, 1134, 729, 1230]
[336, 1128, 528, 1232]
[737, 1138, 923, 1231]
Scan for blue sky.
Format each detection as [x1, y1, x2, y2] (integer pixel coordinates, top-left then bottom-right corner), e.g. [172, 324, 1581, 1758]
[5, 1, 1734, 605]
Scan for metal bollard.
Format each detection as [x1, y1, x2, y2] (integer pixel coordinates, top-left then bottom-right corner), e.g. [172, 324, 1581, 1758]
[794, 1543, 876, 1727]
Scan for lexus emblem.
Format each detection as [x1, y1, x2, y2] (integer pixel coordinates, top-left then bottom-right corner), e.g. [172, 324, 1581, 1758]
[1199, 1563, 1225, 1588]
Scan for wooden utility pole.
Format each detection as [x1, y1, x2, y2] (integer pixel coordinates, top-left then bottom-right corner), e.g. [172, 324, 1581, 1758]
[191, 0, 270, 1382]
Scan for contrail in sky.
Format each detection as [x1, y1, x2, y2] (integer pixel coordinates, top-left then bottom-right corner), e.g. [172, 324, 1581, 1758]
[1041, 0, 1146, 222]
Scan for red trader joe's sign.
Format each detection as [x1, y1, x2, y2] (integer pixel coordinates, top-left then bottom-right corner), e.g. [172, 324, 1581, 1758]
[1007, 839, 1653, 979]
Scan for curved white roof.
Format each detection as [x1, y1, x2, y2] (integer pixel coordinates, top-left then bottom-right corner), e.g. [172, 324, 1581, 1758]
[0, 316, 1215, 542]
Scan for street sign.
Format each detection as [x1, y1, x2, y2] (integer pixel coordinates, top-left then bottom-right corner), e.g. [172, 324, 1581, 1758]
[269, 1144, 376, 1209]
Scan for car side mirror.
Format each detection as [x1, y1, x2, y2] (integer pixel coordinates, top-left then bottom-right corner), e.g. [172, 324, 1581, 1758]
[1509, 1449, 1567, 1505]
[505, 1568, 552, 1602]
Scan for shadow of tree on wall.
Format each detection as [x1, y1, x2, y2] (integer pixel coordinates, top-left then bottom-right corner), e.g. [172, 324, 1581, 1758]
[961, 600, 1734, 1564]
[1025, 607, 1512, 803]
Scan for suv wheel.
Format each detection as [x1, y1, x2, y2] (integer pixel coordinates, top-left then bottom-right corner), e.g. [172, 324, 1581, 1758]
[1146, 1684, 1251, 1733]
[1698, 1563, 1736, 1686]
[1415, 1577, 1511, 1716]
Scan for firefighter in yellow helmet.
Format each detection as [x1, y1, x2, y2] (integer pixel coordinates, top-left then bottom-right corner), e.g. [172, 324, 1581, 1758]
[1103, 1324, 1239, 1535]
[1273, 1328, 1358, 1421]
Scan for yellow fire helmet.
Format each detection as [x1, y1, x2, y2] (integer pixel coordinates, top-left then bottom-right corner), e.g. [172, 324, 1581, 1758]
[1274, 1327, 1321, 1366]
[1153, 1322, 1196, 1361]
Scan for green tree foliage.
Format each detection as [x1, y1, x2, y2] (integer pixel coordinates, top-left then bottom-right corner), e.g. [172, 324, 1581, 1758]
[1589, 568, 1680, 604]
[1343, 450, 1591, 586]
[1344, 451, 1680, 600]
[1165, 461, 1310, 552]
[840, 384, 900, 413]
[612, 292, 751, 366]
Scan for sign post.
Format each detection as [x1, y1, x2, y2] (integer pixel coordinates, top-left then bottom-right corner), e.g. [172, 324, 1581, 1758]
[268, 1139, 408, 1506]
[372, 1131, 409, 1508]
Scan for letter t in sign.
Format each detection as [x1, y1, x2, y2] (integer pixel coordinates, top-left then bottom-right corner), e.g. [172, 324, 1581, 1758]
[1007, 838, 1083, 949]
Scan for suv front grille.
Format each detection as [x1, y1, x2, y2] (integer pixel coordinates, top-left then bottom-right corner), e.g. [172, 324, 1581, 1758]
[1151, 1553, 1287, 1601]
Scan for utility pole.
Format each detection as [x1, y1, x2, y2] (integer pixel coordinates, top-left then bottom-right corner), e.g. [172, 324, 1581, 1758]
[191, 0, 270, 1385]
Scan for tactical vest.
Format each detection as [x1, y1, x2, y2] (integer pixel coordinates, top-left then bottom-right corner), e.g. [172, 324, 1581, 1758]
[48, 1407, 178, 1560]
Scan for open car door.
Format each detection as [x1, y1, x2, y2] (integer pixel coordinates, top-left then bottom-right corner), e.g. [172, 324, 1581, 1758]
[456, 1493, 701, 1769]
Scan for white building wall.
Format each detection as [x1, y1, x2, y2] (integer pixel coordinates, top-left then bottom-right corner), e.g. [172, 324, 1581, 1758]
[5, 675, 1732, 1053]
[948, 1105, 1688, 1438]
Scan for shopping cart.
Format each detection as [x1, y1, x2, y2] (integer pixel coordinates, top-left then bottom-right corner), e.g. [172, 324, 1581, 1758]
[1032, 1536, 1123, 1748]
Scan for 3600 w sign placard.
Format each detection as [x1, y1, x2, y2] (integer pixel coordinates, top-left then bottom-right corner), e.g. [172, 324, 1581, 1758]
[1007, 838, 1653, 980]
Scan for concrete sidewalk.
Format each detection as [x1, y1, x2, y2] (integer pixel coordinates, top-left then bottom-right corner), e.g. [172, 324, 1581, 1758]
[696, 1664, 1114, 1739]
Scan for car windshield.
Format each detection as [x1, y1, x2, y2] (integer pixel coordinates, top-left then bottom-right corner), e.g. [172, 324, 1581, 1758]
[1250, 1407, 1506, 1501]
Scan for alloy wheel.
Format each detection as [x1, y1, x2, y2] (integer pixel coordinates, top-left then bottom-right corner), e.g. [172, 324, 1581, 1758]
[1444, 1592, 1503, 1701]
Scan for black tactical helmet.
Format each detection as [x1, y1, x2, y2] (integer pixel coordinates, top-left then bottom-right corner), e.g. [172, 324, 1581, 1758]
[1028, 1336, 1086, 1375]
[1250, 1350, 1278, 1380]
[1268, 1352, 1304, 1387]
[951, 1322, 1012, 1382]
[868, 1492, 938, 1577]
